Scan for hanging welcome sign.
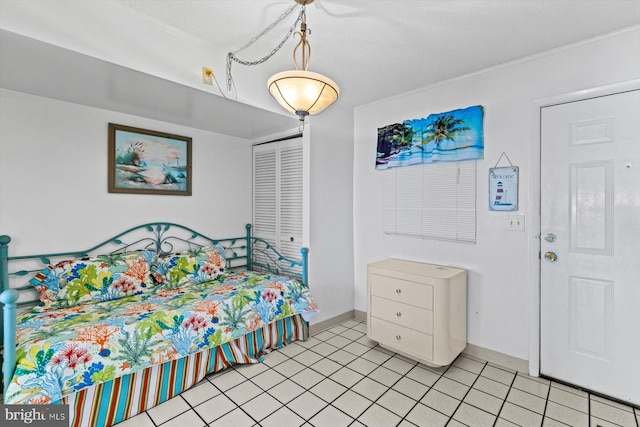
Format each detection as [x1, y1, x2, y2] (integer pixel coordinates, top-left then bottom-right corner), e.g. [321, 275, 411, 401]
[489, 165, 519, 211]
[376, 105, 484, 169]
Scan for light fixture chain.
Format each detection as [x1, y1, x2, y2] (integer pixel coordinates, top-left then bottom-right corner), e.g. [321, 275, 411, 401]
[227, 5, 305, 91]
[232, 4, 298, 55]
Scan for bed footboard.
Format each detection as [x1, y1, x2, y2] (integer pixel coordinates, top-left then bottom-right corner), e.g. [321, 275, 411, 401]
[1, 288, 18, 398]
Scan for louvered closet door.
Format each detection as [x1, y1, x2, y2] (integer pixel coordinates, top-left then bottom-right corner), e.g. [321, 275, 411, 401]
[252, 138, 303, 273]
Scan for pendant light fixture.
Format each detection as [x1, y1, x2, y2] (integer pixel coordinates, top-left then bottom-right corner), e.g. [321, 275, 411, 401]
[267, 0, 340, 123]
[226, 0, 339, 126]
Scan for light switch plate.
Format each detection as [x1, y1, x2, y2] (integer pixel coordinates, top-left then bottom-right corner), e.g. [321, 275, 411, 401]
[505, 215, 525, 231]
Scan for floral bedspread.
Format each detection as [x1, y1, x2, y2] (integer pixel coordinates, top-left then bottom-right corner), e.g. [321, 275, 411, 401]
[5, 271, 317, 404]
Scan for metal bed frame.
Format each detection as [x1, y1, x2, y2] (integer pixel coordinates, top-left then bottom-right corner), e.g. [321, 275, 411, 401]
[0, 222, 308, 397]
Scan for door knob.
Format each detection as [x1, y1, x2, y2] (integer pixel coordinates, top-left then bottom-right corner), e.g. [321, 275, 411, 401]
[544, 251, 558, 262]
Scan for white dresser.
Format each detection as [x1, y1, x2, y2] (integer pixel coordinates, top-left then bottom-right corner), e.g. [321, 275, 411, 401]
[367, 258, 467, 367]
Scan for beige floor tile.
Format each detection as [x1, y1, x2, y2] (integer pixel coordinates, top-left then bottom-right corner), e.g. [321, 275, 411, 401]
[352, 323, 367, 333]
[499, 401, 543, 427]
[392, 376, 430, 400]
[590, 399, 637, 426]
[326, 335, 352, 349]
[260, 407, 305, 427]
[453, 355, 486, 374]
[544, 401, 588, 426]
[272, 358, 306, 377]
[339, 319, 361, 329]
[339, 328, 364, 341]
[405, 365, 441, 387]
[351, 377, 389, 401]
[507, 387, 547, 414]
[343, 342, 372, 356]
[473, 376, 510, 400]
[590, 415, 627, 427]
[194, 394, 237, 424]
[208, 408, 254, 427]
[481, 364, 516, 386]
[346, 357, 378, 375]
[548, 386, 588, 413]
[310, 342, 339, 357]
[357, 403, 402, 427]
[235, 361, 269, 378]
[116, 412, 155, 427]
[444, 366, 478, 386]
[147, 396, 190, 425]
[326, 349, 358, 365]
[278, 342, 307, 358]
[312, 330, 335, 341]
[240, 392, 282, 421]
[432, 376, 470, 400]
[421, 388, 461, 416]
[309, 357, 342, 376]
[251, 369, 287, 390]
[382, 356, 416, 375]
[329, 366, 364, 388]
[512, 374, 550, 398]
[447, 420, 468, 427]
[377, 388, 417, 417]
[293, 350, 324, 367]
[181, 380, 221, 406]
[296, 336, 323, 349]
[361, 348, 393, 365]
[309, 378, 347, 403]
[261, 350, 289, 367]
[208, 369, 247, 391]
[160, 410, 206, 427]
[327, 325, 349, 335]
[463, 388, 503, 415]
[550, 381, 588, 398]
[225, 380, 262, 406]
[368, 366, 402, 387]
[331, 389, 372, 418]
[267, 379, 306, 404]
[453, 402, 496, 427]
[405, 403, 449, 427]
[590, 394, 635, 413]
[542, 417, 571, 427]
[290, 367, 325, 389]
[356, 335, 378, 348]
[287, 391, 328, 420]
[495, 418, 520, 427]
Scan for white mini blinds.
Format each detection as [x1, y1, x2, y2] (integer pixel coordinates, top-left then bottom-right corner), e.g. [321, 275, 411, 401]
[383, 161, 477, 243]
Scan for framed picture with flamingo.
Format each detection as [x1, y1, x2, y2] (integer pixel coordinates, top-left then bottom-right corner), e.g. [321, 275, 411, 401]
[108, 123, 192, 195]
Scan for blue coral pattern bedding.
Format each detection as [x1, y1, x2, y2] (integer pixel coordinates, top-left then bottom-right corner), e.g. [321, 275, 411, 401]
[5, 271, 317, 404]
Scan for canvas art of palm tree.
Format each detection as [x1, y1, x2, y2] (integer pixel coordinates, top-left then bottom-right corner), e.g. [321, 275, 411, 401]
[376, 105, 484, 169]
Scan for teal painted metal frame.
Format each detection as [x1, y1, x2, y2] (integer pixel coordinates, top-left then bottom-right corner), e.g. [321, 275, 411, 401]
[0, 223, 308, 398]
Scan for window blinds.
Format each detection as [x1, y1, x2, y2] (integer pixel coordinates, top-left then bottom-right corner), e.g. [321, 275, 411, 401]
[383, 161, 477, 243]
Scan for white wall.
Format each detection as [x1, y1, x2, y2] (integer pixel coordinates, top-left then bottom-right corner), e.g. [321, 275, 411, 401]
[353, 27, 640, 361]
[0, 89, 252, 255]
[306, 105, 356, 324]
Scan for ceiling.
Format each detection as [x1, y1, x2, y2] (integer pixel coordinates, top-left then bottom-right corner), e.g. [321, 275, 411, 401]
[1, 0, 639, 134]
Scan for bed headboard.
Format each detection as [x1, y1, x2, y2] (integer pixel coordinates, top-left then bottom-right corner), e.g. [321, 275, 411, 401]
[0, 222, 308, 310]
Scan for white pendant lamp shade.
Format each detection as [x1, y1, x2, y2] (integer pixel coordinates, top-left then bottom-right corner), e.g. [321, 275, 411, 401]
[268, 70, 339, 120]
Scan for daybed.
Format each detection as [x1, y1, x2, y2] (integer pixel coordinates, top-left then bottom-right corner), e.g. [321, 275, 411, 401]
[0, 223, 316, 427]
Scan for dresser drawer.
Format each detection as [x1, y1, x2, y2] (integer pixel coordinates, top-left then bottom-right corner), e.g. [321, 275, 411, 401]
[370, 317, 433, 360]
[369, 274, 433, 310]
[370, 296, 433, 334]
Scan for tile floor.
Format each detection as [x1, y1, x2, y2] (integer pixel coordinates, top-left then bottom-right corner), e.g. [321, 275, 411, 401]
[117, 319, 640, 427]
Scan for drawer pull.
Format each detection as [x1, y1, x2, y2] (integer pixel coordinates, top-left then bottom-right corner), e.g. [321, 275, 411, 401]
[396, 289, 402, 294]
[396, 312, 402, 317]
[396, 335, 401, 340]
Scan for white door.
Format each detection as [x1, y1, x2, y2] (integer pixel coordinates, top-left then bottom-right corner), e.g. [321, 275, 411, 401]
[540, 89, 640, 405]
[252, 138, 304, 269]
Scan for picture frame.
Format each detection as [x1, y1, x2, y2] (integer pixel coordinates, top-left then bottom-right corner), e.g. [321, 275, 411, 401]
[489, 166, 518, 211]
[108, 123, 192, 195]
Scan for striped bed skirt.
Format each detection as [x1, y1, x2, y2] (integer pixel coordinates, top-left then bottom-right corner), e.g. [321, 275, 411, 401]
[60, 314, 307, 427]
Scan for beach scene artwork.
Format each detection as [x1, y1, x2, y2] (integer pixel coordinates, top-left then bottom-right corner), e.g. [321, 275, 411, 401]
[109, 124, 191, 195]
[376, 105, 484, 169]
